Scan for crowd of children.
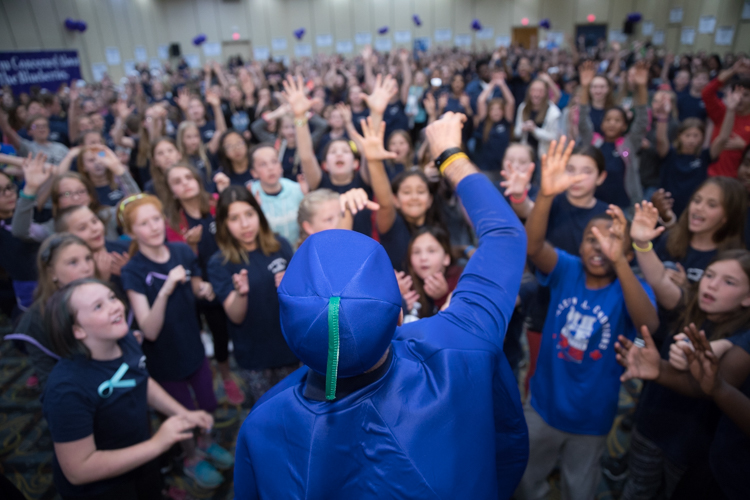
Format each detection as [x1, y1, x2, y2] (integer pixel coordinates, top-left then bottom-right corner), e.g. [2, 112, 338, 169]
[1, 36, 750, 499]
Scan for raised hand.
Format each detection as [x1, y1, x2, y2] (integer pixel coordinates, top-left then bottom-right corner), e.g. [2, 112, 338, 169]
[176, 87, 191, 111]
[681, 323, 721, 396]
[335, 102, 352, 124]
[651, 91, 672, 120]
[162, 265, 187, 296]
[423, 273, 449, 300]
[424, 111, 466, 161]
[350, 116, 398, 162]
[631, 61, 651, 87]
[21, 152, 51, 195]
[115, 100, 135, 120]
[423, 92, 437, 117]
[669, 333, 692, 371]
[650, 189, 674, 221]
[110, 252, 130, 277]
[578, 60, 597, 87]
[339, 187, 379, 216]
[499, 164, 534, 198]
[394, 270, 413, 297]
[362, 74, 398, 115]
[726, 133, 748, 151]
[181, 410, 213, 432]
[437, 93, 448, 112]
[196, 281, 215, 301]
[281, 75, 311, 117]
[93, 250, 113, 282]
[539, 136, 583, 197]
[213, 172, 231, 193]
[183, 225, 203, 246]
[615, 325, 661, 382]
[666, 262, 687, 288]
[205, 89, 221, 107]
[232, 269, 249, 296]
[591, 205, 627, 264]
[630, 201, 665, 245]
[92, 145, 126, 176]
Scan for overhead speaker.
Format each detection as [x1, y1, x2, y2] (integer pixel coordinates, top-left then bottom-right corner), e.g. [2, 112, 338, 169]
[169, 43, 181, 57]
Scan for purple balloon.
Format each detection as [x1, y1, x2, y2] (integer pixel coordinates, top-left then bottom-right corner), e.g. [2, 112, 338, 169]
[471, 19, 482, 31]
[64, 18, 77, 30]
[76, 21, 87, 32]
[378, 26, 389, 35]
[294, 28, 305, 40]
[627, 12, 642, 23]
[412, 15, 422, 27]
[193, 34, 207, 46]
[539, 19, 551, 30]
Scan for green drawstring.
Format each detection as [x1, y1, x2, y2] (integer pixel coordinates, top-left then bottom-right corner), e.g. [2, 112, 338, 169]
[326, 296, 341, 401]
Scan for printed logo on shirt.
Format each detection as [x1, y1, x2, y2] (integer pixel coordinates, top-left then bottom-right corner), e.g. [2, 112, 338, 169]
[138, 355, 147, 370]
[203, 130, 215, 141]
[554, 297, 611, 363]
[388, 106, 398, 116]
[108, 189, 124, 201]
[209, 221, 217, 235]
[495, 124, 506, 134]
[267, 257, 288, 274]
[664, 261, 704, 282]
[689, 158, 702, 169]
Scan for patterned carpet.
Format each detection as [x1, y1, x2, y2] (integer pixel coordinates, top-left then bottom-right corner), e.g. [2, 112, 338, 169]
[0, 318, 637, 500]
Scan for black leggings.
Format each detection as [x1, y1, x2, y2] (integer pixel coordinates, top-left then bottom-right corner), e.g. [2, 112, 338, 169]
[198, 301, 230, 363]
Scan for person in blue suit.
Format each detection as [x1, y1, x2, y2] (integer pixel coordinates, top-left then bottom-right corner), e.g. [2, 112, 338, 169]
[234, 111, 529, 499]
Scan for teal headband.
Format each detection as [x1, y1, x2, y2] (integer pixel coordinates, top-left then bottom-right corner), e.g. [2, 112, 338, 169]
[326, 296, 341, 401]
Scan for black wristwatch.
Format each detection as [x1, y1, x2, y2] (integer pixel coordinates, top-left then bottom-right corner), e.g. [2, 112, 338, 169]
[434, 147, 463, 171]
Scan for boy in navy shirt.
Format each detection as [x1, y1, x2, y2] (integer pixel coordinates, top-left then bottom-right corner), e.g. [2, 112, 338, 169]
[517, 138, 659, 500]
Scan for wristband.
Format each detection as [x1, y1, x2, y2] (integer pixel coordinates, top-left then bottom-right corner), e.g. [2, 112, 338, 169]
[632, 241, 653, 253]
[509, 189, 529, 204]
[434, 147, 462, 171]
[294, 117, 308, 127]
[19, 190, 36, 201]
[438, 152, 469, 175]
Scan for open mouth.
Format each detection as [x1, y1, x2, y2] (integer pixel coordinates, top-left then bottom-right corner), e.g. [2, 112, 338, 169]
[588, 254, 605, 267]
[111, 314, 124, 325]
[690, 214, 706, 225]
[700, 292, 716, 305]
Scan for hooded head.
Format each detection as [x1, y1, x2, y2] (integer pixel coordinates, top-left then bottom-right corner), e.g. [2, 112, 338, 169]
[278, 230, 402, 400]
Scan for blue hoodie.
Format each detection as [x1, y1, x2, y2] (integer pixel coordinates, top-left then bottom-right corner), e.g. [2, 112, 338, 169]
[234, 173, 529, 499]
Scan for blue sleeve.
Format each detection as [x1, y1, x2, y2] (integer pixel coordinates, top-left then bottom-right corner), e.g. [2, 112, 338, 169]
[233, 422, 259, 500]
[728, 330, 750, 353]
[208, 255, 234, 303]
[43, 378, 95, 443]
[437, 173, 527, 349]
[535, 249, 579, 290]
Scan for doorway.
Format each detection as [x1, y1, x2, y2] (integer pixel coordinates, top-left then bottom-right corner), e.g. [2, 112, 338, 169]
[512, 27, 539, 49]
[575, 24, 608, 50]
[221, 40, 252, 63]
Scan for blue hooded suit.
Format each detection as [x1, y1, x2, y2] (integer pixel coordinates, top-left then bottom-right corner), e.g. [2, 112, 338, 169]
[234, 173, 529, 499]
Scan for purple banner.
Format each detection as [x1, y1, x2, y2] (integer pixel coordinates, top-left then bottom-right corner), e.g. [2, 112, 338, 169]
[0, 50, 82, 94]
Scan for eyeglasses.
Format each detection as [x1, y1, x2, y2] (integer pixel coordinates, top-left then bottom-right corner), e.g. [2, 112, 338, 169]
[118, 193, 147, 224]
[60, 189, 89, 199]
[0, 184, 17, 197]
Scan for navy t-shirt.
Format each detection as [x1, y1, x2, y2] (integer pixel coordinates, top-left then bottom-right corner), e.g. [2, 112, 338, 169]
[185, 211, 219, 275]
[383, 101, 409, 139]
[226, 168, 253, 187]
[595, 141, 630, 207]
[187, 153, 219, 192]
[43, 333, 150, 497]
[199, 121, 217, 144]
[710, 330, 750, 500]
[94, 184, 126, 207]
[547, 195, 610, 257]
[351, 108, 370, 135]
[473, 119, 511, 172]
[589, 107, 605, 136]
[659, 148, 710, 218]
[281, 147, 297, 180]
[121, 242, 205, 381]
[677, 93, 708, 122]
[318, 171, 373, 238]
[207, 237, 298, 370]
[105, 239, 131, 297]
[0, 219, 39, 282]
[379, 213, 420, 272]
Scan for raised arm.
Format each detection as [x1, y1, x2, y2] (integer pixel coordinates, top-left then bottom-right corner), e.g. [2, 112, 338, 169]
[398, 50, 412, 105]
[11, 153, 53, 242]
[67, 87, 82, 144]
[361, 46, 376, 93]
[422, 112, 525, 347]
[126, 265, 187, 341]
[526, 137, 586, 275]
[362, 74, 398, 133]
[474, 83, 495, 126]
[282, 75, 322, 190]
[497, 74, 516, 124]
[652, 93, 672, 158]
[629, 202, 682, 309]
[593, 205, 659, 333]
[710, 88, 740, 160]
[351, 117, 398, 234]
[111, 101, 136, 149]
[205, 89, 226, 154]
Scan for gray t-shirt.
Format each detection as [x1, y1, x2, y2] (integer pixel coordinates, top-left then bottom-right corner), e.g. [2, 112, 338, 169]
[19, 138, 69, 165]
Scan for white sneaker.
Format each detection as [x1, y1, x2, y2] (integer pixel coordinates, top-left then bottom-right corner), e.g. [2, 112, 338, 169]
[200, 331, 215, 358]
